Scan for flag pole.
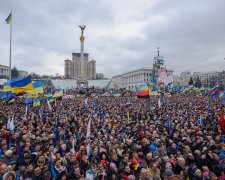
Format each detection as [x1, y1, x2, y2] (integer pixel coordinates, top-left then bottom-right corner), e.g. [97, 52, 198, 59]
[9, 11, 12, 80]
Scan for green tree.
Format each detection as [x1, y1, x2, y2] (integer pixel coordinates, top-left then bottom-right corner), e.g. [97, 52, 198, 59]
[11, 67, 19, 79]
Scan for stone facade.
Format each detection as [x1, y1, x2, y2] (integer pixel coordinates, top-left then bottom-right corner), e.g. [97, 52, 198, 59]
[0, 64, 10, 78]
[112, 68, 174, 90]
[18, 70, 28, 78]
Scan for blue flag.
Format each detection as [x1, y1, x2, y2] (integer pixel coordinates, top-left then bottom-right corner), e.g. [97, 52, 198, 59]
[8, 137, 12, 150]
[50, 152, 57, 179]
[167, 117, 171, 134]
[200, 115, 205, 128]
[24, 98, 33, 104]
[17, 140, 21, 161]
[16, 169, 20, 180]
[54, 119, 59, 147]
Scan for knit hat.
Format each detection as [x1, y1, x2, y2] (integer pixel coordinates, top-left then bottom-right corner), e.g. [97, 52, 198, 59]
[5, 150, 13, 156]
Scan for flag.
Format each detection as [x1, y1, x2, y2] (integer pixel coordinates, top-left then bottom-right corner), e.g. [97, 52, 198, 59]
[10, 116, 14, 131]
[209, 84, 220, 96]
[211, 91, 220, 99]
[111, 91, 121, 97]
[25, 104, 30, 115]
[45, 91, 53, 98]
[84, 97, 88, 108]
[63, 125, 67, 143]
[7, 116, 10, 130]
[54, 119, 59, 147]
[86, 117, 91, 156]
[3, 80, 13, 92]
[220, 111, 225, 133]
[7, 116, 14, 131]
[27, 80, 44, 96]
[16, 169, 20, 180]
[53, 89, 63, 98]
[158, 98, 161, 108]
[24, 98, 33, 104]
[221, 98, 225, 103]
[5, 13, 12, 24]
[10, 76, 34, 93]
[8, 136, 12, 150]
[17, 140, 21, 160]
[50, 152, 57, 179]
[219, 91, 224, 98]
[200, 115, 205, 128]
[167, 117, 171, 134]
[136, 82, 149, 97]
[47, 99, 52, 111]
[33, 99, 40, 107]
[0, 91, 13, 101]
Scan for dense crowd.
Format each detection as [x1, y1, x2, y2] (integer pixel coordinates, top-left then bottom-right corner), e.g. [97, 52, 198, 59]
[0, 91, 224, 180]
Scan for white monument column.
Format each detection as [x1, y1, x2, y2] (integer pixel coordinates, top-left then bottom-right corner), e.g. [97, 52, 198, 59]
[77, 25, 88, 88]
[80, 34, 85, 77]
[78, 25, 86, 78]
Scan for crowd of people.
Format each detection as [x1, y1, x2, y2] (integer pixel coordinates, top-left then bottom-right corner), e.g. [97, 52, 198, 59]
[0, 89, 224, 180]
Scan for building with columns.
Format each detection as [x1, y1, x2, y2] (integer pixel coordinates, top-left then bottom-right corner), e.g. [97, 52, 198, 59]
[18, 70, 28, 78]
[64, 53, 96, 80]
[0, 64, 10, 78]
[174, 70, 225, 87]
[173, 71, 191, 86]
[111, 68, 174, 90]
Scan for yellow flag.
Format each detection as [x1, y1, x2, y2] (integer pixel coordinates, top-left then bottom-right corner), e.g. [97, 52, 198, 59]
[5, 13, 12, 24]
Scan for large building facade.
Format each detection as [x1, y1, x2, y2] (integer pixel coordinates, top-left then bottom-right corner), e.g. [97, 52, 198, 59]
[174, 71, 225, 87]
[18, 70, 28, 78]
[0, 64, 10, 78]
[111, 68, 174, 90]
[64, 53, 96, 79]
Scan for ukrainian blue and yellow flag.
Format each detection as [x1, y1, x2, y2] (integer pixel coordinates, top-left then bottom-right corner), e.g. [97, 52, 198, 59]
[33, 99, 40, 107]
[111, 91, 121, 97]
[10, 76, 34, 93]
[45, 91, 52, 98]
[45, 92, 54, 102]
[149, 87, 159, 96]
[3, 81, 13, 92]
[5, 13, 12, 24]
[26, 80, 44, 96]
[53, 89, 63, 98]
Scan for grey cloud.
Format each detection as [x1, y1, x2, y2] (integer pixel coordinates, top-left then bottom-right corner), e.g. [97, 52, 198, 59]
[0, 0, 224, 77]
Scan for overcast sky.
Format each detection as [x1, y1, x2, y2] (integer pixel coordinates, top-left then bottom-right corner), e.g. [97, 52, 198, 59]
[0, 0, 225, 77]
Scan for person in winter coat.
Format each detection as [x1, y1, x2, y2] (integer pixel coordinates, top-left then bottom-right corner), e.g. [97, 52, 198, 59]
[85, 163, 98, 180]
[192, 168, 202, 180]
[120, 164, 134, 180]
